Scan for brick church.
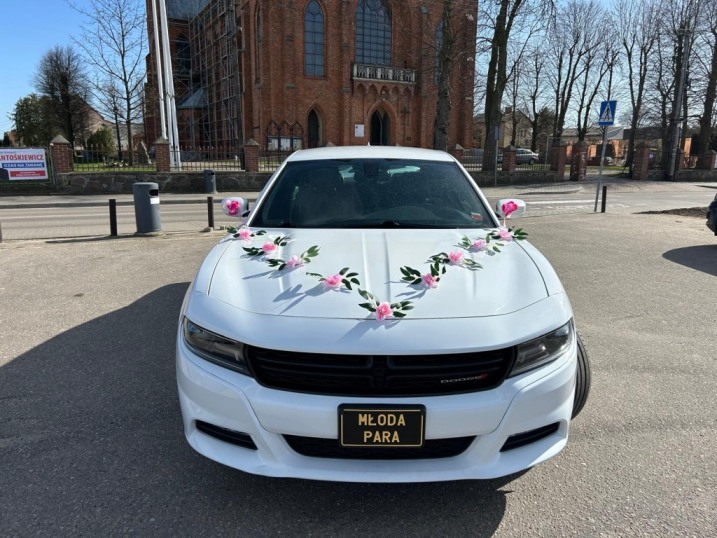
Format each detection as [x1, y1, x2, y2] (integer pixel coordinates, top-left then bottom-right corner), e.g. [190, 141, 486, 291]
[145, 0, 477, 152]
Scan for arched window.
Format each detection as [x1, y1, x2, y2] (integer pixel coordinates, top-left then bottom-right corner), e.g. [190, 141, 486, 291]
[355, 0, 391, 66]
[304, 0, 325, 77]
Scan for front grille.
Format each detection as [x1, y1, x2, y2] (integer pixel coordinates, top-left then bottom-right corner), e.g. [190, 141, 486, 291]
[284, 435, 475, 460]
[247, 347, 514, 397]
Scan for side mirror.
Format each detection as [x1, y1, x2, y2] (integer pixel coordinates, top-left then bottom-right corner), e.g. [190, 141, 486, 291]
[495, 198, 526, 219]
[221, 197, 248, 218]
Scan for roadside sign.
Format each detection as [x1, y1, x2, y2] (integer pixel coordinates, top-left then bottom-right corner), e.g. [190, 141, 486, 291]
[0, 148, 49, 180]
[598, 101, 617, 126]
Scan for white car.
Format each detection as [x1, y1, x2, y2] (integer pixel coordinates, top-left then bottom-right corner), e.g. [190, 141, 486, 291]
[177, 145, 590, 483]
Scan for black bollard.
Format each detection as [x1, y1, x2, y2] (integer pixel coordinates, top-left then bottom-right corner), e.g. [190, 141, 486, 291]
[207, 196, 215, 229]
[109, 199, 118, 236]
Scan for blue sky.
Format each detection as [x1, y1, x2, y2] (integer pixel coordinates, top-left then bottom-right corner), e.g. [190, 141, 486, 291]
[0, 0, 87, 134]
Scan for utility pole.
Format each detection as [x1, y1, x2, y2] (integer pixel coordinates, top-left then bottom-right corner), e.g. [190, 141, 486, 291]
[666, 24, 692, 181]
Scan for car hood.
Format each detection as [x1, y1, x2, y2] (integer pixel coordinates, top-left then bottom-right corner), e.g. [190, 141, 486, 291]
[207, 229, 549, 320]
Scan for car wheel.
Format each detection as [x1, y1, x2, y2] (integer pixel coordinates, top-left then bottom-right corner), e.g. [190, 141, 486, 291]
[572, 333, 591, 419]
[529, 158, 536, 165]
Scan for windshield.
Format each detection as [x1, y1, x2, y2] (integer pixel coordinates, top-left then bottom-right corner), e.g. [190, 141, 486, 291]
[250, 158, 496, 229]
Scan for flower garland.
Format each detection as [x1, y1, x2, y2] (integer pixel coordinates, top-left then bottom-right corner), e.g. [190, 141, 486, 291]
[226, 224, 527, 321]
[221, 196, 529, 320]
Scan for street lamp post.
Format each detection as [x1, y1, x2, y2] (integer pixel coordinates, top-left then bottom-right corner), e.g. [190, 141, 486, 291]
[113, 105, 123, 162]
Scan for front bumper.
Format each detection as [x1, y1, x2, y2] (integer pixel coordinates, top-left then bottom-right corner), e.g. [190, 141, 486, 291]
[176, 334, 577, 483]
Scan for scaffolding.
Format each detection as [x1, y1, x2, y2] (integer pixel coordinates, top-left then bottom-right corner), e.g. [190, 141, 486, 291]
[165, 0, 243, 153]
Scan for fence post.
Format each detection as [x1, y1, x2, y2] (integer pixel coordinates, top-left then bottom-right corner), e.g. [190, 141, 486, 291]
[244, 139, 260, 173]
[109, 199, 118, 236]
[50, 135, 73, 174]
[550, 140, 568, 180]
[632, 144, 650, 180]
[154, 137, 170, 173]
[207, 196, 215, 229]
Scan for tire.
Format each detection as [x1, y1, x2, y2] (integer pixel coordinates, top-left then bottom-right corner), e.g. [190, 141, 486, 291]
[529, 158, 536, 165]
[572, 333, 591, 419]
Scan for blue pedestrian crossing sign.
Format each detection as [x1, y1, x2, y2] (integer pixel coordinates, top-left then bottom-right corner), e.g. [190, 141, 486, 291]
[598, 100, 617, 126]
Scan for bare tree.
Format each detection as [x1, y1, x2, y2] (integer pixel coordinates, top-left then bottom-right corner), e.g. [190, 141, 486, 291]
[434, 0, 457, 150]
[70, 0, 147, 164]
[695, 0, 717, 159]
[547, 0, 596, 140]
[616, 0, 660, 169]
[34, 45, 90, 147]
[478, 0, 553, 170]
[574, 19, 620, 142]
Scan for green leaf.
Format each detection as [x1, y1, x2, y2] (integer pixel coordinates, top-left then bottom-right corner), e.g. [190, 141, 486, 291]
[411, 278, 421, 285]
[402, 305, 414, 311]
[278, 263, 287, 270]
[358, 302, 375, 311]
[493, 246, 501, 253]
[255, 230, 266, 236]
[393, 311, 407, 318]
[358, 289, 371, 300]
[350, 278, 360, 285]
[345, 272, 358, 278]
[339, 267, 349, 275]
[306, 272, 322, 278]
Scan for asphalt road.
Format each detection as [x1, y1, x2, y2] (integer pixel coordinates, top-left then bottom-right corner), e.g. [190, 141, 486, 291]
[0, 212, 715, 537]
[0, 184, 714, 241]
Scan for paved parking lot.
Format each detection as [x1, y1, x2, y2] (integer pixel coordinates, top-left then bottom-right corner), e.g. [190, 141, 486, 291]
[0, 212, 715, 537]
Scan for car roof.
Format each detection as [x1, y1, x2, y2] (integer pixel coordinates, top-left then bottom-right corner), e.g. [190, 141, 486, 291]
[285, 145, 456, 163]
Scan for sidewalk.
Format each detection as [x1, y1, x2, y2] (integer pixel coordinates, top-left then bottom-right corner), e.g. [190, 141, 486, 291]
[0, 191, 260, 210]
[1, 178, 714, 210]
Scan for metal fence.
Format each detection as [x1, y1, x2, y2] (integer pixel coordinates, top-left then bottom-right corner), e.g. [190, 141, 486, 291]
[73, 146, 157, 173]
[459, 152, 551, 172]
[170, 146, 245, 171]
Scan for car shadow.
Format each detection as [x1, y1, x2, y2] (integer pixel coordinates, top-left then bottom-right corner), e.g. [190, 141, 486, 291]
[1, 283, 516, 536]
[663, 245, 717, 277]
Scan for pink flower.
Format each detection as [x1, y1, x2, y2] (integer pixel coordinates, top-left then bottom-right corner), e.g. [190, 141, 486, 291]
[222, 198, 243, 216]
[472, 238, 487, 251]
[498, 228, 513, 242]
[422, 273, 439, 288]
[286, 255, 303, 268]
[376, 302, 393, 320]
[261, 241, 277, 254]
[501, 200, 518, 218]
[323, 274, 342, 289]
[448, 251, 464, 265]
[238, 228, 251, 240]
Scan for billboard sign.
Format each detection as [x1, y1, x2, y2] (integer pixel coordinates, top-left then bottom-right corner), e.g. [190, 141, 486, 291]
[0, 148, 49, 180]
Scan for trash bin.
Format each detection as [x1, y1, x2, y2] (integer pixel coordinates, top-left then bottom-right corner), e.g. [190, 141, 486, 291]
[133, 182, 161, 234]
[204, 169, 217, 193]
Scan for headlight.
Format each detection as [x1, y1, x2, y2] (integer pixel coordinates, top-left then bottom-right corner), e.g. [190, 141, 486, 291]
[509, 321, 574, 377]
[182, 318, 251, 376]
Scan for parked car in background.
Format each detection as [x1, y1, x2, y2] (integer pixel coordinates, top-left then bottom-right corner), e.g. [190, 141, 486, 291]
[515, 148, 539, 165]
[177, 145, 591, 483]
[462, 147, 503, 164]
[707, 193, 717, 235]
